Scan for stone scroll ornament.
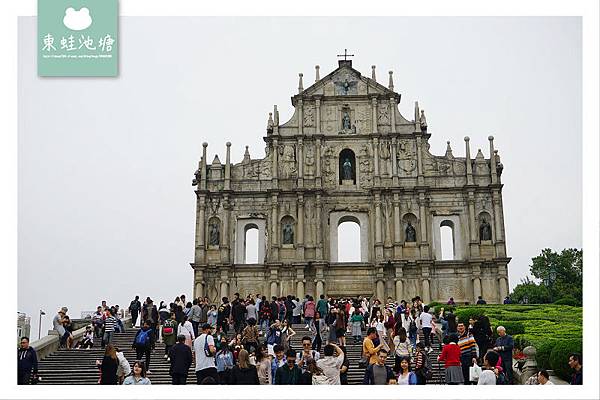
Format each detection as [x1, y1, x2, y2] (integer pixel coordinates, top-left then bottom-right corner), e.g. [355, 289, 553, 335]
[479, 217, 492, 241]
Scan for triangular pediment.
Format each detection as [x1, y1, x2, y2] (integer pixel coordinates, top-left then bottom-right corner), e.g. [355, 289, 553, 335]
[301, 64, 397, 98]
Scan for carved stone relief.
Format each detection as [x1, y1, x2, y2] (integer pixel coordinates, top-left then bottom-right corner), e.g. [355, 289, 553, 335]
[358, 144, 373, 188]
[379, 140, 391, 176]
[378, 104, 390, 125]
[278, 145, 297, 179]
[303, 106, 315, 127]
[321, 145, 336, 187]
[304, 145, 315, 177]
[397, 140, 417, 176]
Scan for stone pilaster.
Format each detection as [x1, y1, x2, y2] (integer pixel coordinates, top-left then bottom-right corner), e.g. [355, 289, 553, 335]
[373, 137, 380, 186]
[271, 138, 279, 186]
[315, 194, 323, 259]
[221, 196, 230, 262]
[195, 194, 206, 263]
[389, 97, 396, 133]
[224, 142, 231, 190]
[270, 194, 279, 261]
[371, 96, 378, 134]
[464, 136, 473, 185]
[393, 192, 402, 258]
[416, 136, 424, 186]
[297, 137, 304, 188]
[374, 192, 384, 260]
[315, 98, 321, 134]
[296, 193, 305, 259]
[391, 137, 398, 186]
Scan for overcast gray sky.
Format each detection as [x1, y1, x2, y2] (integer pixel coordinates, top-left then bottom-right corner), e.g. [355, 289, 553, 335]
[18, 16, 581, 337]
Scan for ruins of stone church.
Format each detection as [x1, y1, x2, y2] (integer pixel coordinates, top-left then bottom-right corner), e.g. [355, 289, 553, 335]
[191, 57, 510, 304]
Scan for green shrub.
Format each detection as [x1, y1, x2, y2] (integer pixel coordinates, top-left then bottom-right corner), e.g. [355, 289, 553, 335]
[494, 321, 525, 336]
[549, 339, 582, 381]
[454, 308, 486, 324]
[535, 338, 561, 370]
[553, 297, 580, 307]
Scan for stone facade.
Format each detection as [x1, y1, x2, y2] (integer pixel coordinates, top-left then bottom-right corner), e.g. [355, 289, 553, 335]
[191, 59, 510, 304]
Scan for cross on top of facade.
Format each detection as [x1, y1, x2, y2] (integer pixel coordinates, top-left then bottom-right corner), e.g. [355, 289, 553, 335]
[337, 49, 354, 61]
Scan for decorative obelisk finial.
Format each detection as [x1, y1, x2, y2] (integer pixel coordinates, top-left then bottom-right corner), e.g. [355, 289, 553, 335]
[298, 73, 304, 93]
[371, 65, 376, 81]
[388, 70, 394, 91]
[315, 65, 320, 82]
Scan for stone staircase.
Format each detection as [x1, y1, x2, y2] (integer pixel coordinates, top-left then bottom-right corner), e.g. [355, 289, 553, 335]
[37, 324, 445, 385]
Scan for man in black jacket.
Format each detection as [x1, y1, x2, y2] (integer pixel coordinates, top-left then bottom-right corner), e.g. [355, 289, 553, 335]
[169, 335, 193, 384]
[17, 337, 38, 385]
[128, 296, 141, 328]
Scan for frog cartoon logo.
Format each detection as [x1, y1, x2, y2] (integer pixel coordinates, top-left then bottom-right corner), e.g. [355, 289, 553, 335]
[62, 7, 93, 31]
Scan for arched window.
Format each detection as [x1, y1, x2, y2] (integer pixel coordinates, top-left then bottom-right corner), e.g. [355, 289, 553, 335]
[244, 224, 259, 264]
[339, 148, 356, 184]
[440, 220, 455, 260]
[337, 217, 361, 262]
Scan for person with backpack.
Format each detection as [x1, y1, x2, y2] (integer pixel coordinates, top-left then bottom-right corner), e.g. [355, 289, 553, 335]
[217, 297, 231, 335]
[142, 298, 159, 341]
[132, 320, 155, 374]
[193, 323, 218, 384]
[296, 336, 320, 373]
[162, 312, 178, 361]
[407, 309, 418, 349]
[128, 296, 141, 328]
[414, 341, 432, 385]
[189, 298, 203, 337]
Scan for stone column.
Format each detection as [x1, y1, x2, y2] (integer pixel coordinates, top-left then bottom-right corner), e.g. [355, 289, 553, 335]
[315, 194, 323, 259]
[271, 194, 279, 260]
[393, 193, 401, 244]
[272, 138, 279, 184]
[315, 98, 321, 134]
[194, 269, 204, 299]
[270, 281, 279, 298]
[371, 97, 378, 134]
[221, 197, 230, 262]
[315, 137, 322, 186]
[395, 266, 404, 302]
[298, 98, 304, 135]
[220, 281, 229, 300]
[488, 136, 497, 184]
[376, 279, 385, 301]
[297, 137, 304, 188]
[464, 136, 473, 185]
[473, 277, 482, 302]
[391, 137, 398, 185]
[416, 137, 424, 186]
[499, 275, 508, 300]
[195, 195, 206, 263]
[200, 142, 208, 190]
[421, 279, 431, 304]
[373, 137, 380, 186]
[316, 280, 324, 299]
[296, 280, 305, 300]
[389, 98, 396, 133]
[374, 193, 382, 244]
[297, 194, 304, 258]
[418, 192, 427, 243]
[224, 142, 231, 190]
[468, 192, 477, 242]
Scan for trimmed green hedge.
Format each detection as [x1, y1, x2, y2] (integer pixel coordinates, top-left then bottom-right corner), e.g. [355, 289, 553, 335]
[554, 297, 581, 307]
[453, 304, 582, 380]
[549, 339, 582, 381]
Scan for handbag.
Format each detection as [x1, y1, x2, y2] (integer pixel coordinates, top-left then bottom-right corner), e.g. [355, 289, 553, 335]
[469, 363, 482, 382]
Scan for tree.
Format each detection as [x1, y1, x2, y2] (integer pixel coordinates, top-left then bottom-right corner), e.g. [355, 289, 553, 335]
[509, 248, 582, 305]
[510, 277, 551, 304]
[530, 248, 582, 303]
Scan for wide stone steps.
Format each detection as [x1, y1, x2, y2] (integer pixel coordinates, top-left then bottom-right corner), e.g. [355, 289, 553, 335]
[37, 323, 445, 385]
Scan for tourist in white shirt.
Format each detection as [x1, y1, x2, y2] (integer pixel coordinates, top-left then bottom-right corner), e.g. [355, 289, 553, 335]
[419, 305, 434, 352]
[316, 343, 345, 385]
[537, 369, 554, 385]
[193, 323, 218, 383]
[477, 350, 500, 385]
[177, 315, 195, 350]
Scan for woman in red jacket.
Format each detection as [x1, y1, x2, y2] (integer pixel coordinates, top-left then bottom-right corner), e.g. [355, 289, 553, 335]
[437, 334, 464, 384]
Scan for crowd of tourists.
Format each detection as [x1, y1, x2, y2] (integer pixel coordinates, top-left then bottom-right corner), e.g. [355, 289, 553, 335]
[17, 293, 583, 386]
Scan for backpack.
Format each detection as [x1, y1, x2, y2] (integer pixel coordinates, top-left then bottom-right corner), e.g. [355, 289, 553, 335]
[409, 318, 417, 334]
[135, 329, 150, 346]
[422, 352, 433, 380]
[163, 320, 176, 336]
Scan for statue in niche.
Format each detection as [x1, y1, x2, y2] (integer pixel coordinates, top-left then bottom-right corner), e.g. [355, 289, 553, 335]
[209, 222, 220, 246]
[342, 158, 353, 180]
[480, 217, 492, 241]
[379, 141, 391, 175]
[305, 146, 315, 177]
[342, 111, 351, 130]
[282, 222, 294, 244]
[405, 221, 417, 242]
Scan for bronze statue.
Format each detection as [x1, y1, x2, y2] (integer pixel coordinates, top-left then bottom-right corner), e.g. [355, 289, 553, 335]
[405, 221, 417, 242]
[342, 111, 351, 130]
[282, 222, 294, 244]
[342, 158, 353, 180]
[209, 222, 220, 246]
[480, 217, 492, 241]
